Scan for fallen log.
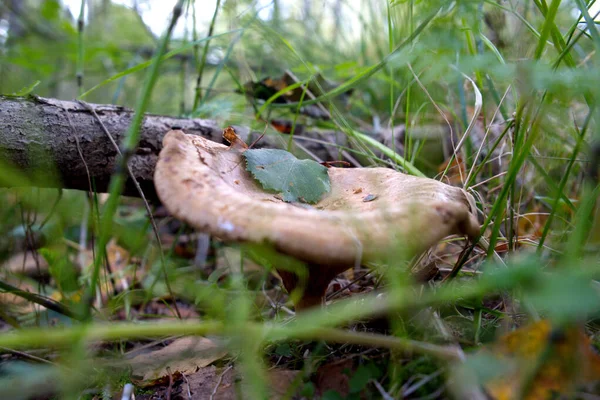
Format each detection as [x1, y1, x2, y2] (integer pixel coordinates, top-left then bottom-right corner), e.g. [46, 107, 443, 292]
[0, 95, 222, 198]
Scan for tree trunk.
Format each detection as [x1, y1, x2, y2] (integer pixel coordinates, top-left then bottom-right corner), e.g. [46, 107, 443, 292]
[0, 96, 223, 199]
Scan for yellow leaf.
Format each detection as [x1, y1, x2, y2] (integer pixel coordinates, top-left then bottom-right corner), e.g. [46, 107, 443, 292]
[484, 320, 600, 399]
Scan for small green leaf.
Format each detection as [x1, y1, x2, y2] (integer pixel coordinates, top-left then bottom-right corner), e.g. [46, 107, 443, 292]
[275, 343, 292, 357]
[321, 390, 344, 400]
[301, 382, 316, 398]
[243, 149, 330, 203]
[349, 364, 380, 393]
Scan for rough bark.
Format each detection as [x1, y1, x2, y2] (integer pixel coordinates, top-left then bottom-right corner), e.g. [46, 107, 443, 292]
[0, 95, 224, 198]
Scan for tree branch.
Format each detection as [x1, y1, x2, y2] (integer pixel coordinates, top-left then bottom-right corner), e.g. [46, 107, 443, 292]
[0, 95, 223, 198]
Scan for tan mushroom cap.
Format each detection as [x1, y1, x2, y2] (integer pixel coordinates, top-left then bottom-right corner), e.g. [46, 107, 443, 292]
[155, 130, 480, 267]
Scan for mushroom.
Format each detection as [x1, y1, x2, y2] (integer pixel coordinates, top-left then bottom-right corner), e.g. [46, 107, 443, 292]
[155, 129, 480, 309]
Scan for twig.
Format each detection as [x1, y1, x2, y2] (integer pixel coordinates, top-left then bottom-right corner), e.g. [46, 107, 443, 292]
[19, 204, 44, 297]
[68, 104, 117, 299]
[0, 280, 82, 320]
[124, 336, 183, 357]
[293, 139, 323, 163]
[0, 308, 20, 328]
[0, 346, 56, 365]
[326, 270, 372, 301]
[181, 373, 192, 400]
[371, 379, 394, 400]
[38, 189, 62, 230]
[166, 366, 174, 400]
[465, 85, 511, 186]
[402, 370, 443, 397]
[63, 104, 97, 271]
[210, 364, 233, 400]
[292, 135, 373, 168]
[413, 384, 446, 400]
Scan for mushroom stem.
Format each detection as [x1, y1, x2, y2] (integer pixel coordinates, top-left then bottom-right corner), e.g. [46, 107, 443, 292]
[277, 264, 349, 310]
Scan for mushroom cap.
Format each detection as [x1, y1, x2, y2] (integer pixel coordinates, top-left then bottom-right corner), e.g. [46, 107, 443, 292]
[155, 130, 480, 267]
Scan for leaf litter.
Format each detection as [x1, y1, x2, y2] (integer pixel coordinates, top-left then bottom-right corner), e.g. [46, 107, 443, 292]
[128, 336, 227, 387]
[454, 320, 600, 400]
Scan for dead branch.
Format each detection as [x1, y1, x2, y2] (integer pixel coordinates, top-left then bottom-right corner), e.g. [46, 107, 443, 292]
[0, 95, 223, 198]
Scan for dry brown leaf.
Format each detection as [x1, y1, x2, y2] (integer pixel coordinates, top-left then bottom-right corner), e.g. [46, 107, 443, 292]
[315, 358, 354, 397]
[133, 365, 234, 400]
[222, 126, 249, 151]
[438, 155, 466, 186]
[1, 251, 49, 276]
[0, 276, 39, 314]
[268, 369, 302, 398]
[517, 206, 547, 239]
[129, 336, 227, 387]
[482, 320, 600, 399]
[106, 240, 130, 275]
[177, 365, 235, 400]
[78, 240, 136, 301]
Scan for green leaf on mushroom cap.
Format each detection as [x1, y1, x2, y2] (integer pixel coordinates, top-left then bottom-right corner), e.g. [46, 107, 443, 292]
[243, 149, 331, 204]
